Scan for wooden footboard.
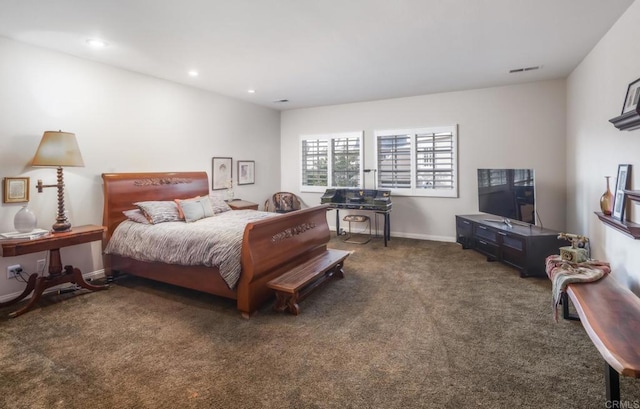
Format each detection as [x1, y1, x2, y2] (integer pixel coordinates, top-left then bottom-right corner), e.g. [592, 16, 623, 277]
[102, 172, 330, 317]
[237, 205, 330, 316]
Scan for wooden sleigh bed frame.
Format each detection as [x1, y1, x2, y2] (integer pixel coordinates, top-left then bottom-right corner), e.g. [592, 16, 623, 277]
[102, 171, 330, 318]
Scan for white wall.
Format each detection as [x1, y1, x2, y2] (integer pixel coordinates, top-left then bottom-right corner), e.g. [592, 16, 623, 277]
[567, 0, 640, 290]
[281, 79, 567, 241]
[0, 38, 281, 300]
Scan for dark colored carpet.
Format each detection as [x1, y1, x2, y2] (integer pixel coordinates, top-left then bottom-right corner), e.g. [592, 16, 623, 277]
[1, 236, 639, 408]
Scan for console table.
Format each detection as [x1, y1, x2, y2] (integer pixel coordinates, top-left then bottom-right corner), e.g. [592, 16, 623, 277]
[456, 215, 564, 277]
[0, 225, 108, 317]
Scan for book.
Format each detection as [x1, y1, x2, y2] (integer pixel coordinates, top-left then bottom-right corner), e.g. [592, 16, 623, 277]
[0, 229, 50, 240]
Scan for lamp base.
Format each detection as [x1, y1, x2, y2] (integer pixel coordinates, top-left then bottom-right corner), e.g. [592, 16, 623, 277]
[52, 166, 71, 233]
[51, 221, 71, 233]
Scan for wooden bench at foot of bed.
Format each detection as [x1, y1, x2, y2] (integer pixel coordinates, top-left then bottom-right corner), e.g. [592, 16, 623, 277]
[564, 276, 640, 404]
[267, 248, 350, 315]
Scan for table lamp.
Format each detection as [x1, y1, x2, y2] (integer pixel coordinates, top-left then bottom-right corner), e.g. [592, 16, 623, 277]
[32, 131, 84, 232]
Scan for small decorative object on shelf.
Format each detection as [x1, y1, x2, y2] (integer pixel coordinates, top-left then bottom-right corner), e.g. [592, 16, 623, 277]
[225, 179, 234, 200]
[600, 176, 614, 215]
[13, 206, 37, 233]
[612, 164, 632, 221]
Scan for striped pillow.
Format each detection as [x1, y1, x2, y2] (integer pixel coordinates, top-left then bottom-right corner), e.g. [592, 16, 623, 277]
[122, 209, 151, 224]
[209, 195, 231, 214]
[134, 201, 182, 224]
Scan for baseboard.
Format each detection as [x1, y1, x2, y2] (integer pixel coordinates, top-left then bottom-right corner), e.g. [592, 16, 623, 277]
[0, 268, 106, 304]
[328, 226, 456, 243]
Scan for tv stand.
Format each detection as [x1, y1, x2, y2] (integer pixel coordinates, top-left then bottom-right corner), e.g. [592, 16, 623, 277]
[456, 214, 563, 277]
[483, 218, 513, 228]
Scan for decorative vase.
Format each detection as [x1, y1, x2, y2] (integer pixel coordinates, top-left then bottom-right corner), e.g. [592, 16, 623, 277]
[14, 206, 37, 233]
[226, 188, 235, 201]
[600, 176, 614, 216]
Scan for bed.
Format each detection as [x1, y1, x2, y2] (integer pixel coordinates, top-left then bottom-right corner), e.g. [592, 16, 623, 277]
[101, 171, 330, 318]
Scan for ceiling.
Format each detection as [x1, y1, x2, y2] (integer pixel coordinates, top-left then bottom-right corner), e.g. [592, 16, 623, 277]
[0, 0, 634, 110]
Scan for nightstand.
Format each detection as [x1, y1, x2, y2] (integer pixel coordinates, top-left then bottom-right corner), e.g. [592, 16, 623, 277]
[0, 225, 109, 317]
[227, 200, 259, 210]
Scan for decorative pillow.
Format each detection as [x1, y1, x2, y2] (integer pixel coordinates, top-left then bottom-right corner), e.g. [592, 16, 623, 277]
[134, 201, 182, 224]
[178, 196, 215, 222]
[209, 195, 232, 214]
[174, 196, 199, 219]
[122, 209, 150, 224]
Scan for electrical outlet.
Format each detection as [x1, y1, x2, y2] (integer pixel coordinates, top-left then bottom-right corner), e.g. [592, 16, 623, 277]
[7, 264, 22, 279]
[36, 259, 46, 273]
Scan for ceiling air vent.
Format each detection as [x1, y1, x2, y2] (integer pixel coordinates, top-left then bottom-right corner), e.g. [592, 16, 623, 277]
[509, 65, 542, 74]
[273, 99, 289, 103]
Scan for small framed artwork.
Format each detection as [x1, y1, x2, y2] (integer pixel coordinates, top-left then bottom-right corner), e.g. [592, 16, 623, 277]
[612, 164, 632, 221]
[621, 77, 640, 115]
[237, 160, 255, 185]
[3, 177, 30, 203]
[212, 157, 232, 190]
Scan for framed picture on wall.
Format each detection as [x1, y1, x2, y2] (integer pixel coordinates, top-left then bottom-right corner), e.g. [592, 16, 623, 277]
[237, 160, 255, 185]
[612, 163, 632, 221]
[212, 157, 232, 190]
[621, 77, 640, 115]
[3, 177, 29, 203]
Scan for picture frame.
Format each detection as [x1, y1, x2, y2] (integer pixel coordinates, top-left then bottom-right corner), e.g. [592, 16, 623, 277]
[612, 164, 632, 221]
[621, 77, 640, 115]
[212, 157, 232, 190]
[237, 160, 255, 185]
[3, 177, 30, 203]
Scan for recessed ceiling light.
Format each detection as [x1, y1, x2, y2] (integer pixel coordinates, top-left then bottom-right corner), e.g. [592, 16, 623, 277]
[248, 89, 256, 94]
[188, 70, 199, 77]
[86, 39, 108, 48]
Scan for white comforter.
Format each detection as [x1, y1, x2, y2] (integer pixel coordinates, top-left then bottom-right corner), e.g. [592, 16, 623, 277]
[104, 210, 279, 288]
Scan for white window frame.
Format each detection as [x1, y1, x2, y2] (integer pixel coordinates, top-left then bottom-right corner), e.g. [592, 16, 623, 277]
[374, 125, 458, 197]
[300, 131, 364, 193]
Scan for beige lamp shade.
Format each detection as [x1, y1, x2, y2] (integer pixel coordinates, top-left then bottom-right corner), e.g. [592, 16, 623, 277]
[32, 131, 84, 167]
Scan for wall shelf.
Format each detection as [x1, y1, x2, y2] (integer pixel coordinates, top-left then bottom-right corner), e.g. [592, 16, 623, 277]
[596, 190, 640, 239]
[609, 107, 640, 131]
[595, 212, 640, 239]
[624, 189, 640, 202]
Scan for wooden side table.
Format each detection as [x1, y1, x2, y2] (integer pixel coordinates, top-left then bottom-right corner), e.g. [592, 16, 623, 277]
[227, 199, 259, 210]
[0, 225, 108, 317]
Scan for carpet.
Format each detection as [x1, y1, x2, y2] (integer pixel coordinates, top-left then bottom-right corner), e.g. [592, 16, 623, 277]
[1, 236, 638, 408]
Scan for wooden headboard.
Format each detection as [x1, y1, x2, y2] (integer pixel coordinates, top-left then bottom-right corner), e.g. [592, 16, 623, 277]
[101, 172, 210, 241]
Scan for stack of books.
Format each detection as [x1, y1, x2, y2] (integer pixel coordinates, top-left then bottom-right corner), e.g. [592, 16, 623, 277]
[0, 229, 50, 240]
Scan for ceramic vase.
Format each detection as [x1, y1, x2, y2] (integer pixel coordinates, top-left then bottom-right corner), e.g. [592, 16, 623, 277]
[600, 176, 614, 216]
[14, 206, 37, 233]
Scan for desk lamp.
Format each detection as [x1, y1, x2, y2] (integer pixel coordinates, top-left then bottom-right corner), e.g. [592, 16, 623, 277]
[32, 131, 84, 232]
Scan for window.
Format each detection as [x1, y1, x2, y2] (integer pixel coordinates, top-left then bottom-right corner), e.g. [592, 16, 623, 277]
[300, 131, 363, 192]
[375, 126, 458, 197]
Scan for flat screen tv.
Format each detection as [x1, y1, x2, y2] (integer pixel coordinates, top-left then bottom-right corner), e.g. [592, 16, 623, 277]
[477, 168, 536, 226]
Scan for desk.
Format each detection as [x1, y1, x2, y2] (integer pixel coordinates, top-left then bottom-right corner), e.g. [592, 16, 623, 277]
[331, 207, 391, 247]
[0, 225, 108, 317]
[320, 188, 392, 247]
